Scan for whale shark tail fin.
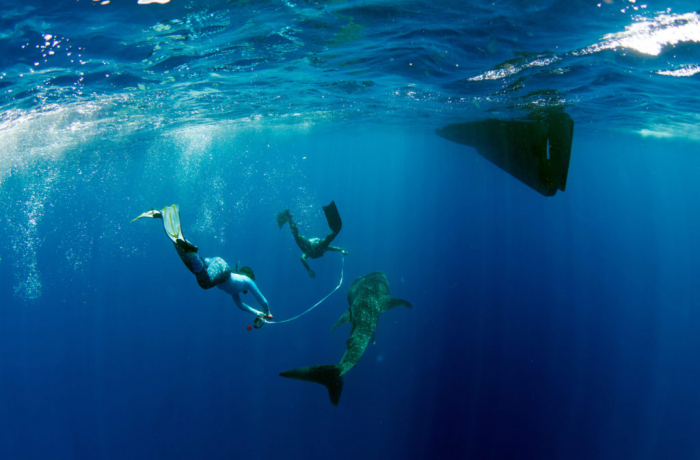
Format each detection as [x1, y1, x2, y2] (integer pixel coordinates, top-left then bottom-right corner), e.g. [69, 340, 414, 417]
[280, 364, 344, 407]
[323, 200, 342, 233]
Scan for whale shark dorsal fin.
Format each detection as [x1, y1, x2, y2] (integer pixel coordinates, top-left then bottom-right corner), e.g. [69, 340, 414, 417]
[330, 309, 352, 333]
[381, 297, 412, 312]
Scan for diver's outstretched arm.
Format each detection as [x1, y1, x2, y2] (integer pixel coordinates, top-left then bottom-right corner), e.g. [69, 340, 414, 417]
[326, 246, 348, 255]
[231, 293, 264, 316]
[317, 231, 338, 250]
[300, 253, 315, 278]
[243, 278, 270, 315]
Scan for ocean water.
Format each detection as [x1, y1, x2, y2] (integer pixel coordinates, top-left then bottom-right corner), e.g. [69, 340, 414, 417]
[1, 1, 700, 459]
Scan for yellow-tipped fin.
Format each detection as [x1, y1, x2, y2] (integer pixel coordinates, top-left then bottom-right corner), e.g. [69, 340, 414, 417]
[131, 209, 162, 223]
[131, 205, 186, 247]
[161, 205, 184, 244]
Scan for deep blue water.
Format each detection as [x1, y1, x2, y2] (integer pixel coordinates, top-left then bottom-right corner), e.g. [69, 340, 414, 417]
[2, 1, 700, 459]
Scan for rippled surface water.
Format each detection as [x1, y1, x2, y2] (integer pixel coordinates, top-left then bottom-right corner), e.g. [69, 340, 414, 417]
[2, 0, 699, 136]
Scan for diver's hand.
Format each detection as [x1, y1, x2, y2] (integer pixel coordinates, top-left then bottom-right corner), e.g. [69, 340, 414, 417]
[308, 270, 316, 278]
[341, 250, 349, 255]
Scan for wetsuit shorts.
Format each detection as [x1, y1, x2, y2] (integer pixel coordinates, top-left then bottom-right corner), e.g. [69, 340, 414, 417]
[174, 244, 231, 289]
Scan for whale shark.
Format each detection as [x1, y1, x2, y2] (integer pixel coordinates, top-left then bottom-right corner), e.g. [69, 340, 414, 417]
[280, 272, 412, 406]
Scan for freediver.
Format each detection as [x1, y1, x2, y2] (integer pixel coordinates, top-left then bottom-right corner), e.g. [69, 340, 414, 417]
[277, 200, 348, 278]
[133, 205, 272, 328]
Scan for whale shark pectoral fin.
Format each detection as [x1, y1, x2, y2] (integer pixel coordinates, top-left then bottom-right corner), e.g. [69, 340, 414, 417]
[381, 297, 412, 312]
[330, 309, 352, 333]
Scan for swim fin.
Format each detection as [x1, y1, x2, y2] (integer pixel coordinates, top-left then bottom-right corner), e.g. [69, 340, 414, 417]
[277, 209, 291, 229]
[323, 201, 342, 233]
[161, 205, 198, 252]
[131, 209, 162, 222]
[134, 205, 197, 252]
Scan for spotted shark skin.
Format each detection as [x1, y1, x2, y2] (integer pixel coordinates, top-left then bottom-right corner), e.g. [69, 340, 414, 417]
[280, 272, 411, 406]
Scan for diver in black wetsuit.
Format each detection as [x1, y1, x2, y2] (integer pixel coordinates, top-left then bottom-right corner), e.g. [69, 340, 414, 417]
[277, 200, 348, 278]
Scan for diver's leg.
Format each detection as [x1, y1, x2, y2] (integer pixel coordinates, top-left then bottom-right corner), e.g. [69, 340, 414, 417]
[287, 215, 308, 250]
[174, 243, 205, 275]
[315, 231, 338, 254]
[300, 253, 315, 278]
[282, 211, 318, 262]
[175, 237, 198, 253]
